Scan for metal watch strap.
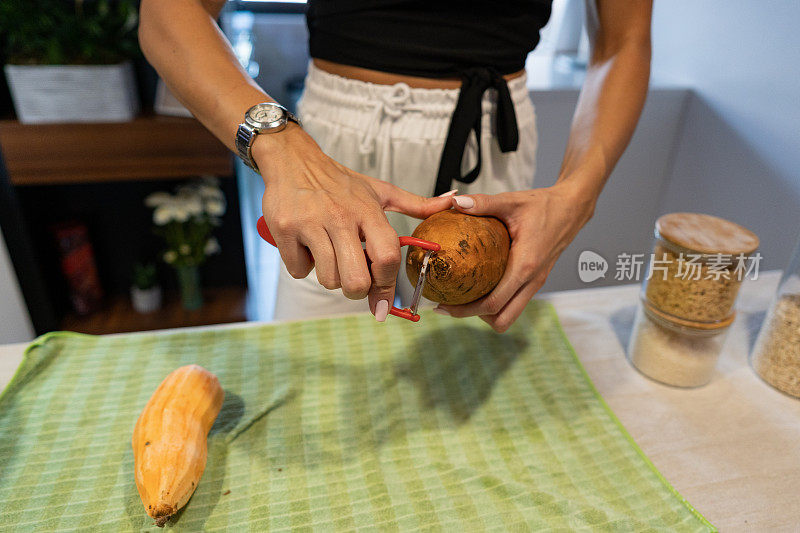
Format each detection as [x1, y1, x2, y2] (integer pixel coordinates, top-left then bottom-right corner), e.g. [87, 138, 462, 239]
[235, 122, 258, 172]
[286, 110, 302, 128]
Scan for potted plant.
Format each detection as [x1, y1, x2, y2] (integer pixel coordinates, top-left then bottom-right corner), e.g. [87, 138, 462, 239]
[145, 176, 225, 311]
[131, 262, 162, 314]
[0, 0, 140, 124]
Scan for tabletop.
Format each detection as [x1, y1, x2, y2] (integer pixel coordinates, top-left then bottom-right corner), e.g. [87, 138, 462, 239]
[1, 271, 797, 531]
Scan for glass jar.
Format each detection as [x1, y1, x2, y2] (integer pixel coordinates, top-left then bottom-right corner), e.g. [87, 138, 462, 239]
[642, 213, 759, 324]
[628, 299, 733, 388]
[750, 239, 800, 398]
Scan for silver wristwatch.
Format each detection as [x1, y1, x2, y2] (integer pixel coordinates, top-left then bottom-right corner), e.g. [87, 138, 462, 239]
[235, 102, 301, 173]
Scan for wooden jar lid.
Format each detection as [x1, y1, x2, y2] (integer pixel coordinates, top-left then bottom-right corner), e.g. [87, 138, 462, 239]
[643, 299, 735, 331]
[655, 213, 759, 255]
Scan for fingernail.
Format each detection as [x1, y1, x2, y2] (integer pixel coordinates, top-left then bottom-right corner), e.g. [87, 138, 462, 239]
[453, 196, 475, 209]
[438, 189, 458, 197]
[433, 307, 451, 316]
[375, 300, 389, 322]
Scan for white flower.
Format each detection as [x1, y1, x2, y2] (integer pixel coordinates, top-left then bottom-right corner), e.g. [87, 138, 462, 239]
[204, 198, 226, 217]
[172, 207, 189, 223]
[204, 237, 221, 256]
[145, 192, 173, 207]
[198, 183, 223, 199]
[182, 196, 204, 217]
[163, 250, 178, 264]
[153, 205, 173, 225]
[202, 185, 223, 197]
[153, 200, 190, 225]
[179, 244, 191, 255]
[194, 176, 224, 202]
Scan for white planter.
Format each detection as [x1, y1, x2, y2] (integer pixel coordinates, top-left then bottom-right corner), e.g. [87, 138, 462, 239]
[4, 62, 140, 124]
[154, 78, 193, 118]
[131, 286, 162, 314]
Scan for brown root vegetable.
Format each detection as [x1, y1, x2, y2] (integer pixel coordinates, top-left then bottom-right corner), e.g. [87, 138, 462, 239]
[132, 365, 224, 527]
[405, 210, 510, 305]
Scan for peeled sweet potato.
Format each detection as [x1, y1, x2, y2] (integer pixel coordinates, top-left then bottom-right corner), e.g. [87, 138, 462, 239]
[405, 210, 510, 305]
[132, 365, 224, 527]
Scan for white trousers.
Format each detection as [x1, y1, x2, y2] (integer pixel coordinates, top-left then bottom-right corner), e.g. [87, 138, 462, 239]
[273, 63, 538, 320]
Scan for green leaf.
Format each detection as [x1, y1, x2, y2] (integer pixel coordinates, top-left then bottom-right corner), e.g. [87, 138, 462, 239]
[1, 0, 140, 64]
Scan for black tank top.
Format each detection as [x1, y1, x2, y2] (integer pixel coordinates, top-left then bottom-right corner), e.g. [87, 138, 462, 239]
[306, 0, 553, 78]
[305, 0, 554, 196]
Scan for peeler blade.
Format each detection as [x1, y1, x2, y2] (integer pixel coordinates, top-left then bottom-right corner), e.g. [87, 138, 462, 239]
[410, 250, 432, 315]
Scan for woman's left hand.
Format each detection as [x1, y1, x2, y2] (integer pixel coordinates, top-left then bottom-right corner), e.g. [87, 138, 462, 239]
[435, 182, 596, 332]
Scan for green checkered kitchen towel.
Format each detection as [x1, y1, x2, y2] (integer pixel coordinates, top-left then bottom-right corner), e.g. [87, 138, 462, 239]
[0, 301, 713, 532]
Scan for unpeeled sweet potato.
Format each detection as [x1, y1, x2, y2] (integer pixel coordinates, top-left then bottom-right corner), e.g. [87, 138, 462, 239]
[406, 210, 510, 306]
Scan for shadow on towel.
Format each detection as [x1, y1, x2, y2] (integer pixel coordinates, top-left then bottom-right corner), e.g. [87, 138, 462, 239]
[399, 324, 528, 426]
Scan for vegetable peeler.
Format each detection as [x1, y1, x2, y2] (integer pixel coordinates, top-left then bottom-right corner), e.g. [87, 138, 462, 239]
[256, 216, 440, 322]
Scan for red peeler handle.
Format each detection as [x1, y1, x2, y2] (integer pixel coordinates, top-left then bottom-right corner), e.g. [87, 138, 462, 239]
[255, 216, 278, 247]
[256, 216, 439, 321]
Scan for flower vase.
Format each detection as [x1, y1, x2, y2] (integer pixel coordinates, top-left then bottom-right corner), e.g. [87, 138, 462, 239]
[175, 265, 203, 310]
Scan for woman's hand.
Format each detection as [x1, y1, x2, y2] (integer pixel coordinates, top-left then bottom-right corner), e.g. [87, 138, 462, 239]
[434, 181, 596, 332]
[254, 124, 453, 321]
[432, 0, 652, 333]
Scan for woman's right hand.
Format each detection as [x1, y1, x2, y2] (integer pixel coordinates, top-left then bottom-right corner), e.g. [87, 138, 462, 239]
[253, 123, 453, 321]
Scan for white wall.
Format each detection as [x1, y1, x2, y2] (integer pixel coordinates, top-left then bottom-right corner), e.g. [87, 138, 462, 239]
[651, 0, 800, 270]
[0, 228, 34, 343]
[535, 88, 689, 292]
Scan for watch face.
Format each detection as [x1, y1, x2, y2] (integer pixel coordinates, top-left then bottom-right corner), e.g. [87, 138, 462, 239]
[248, 103, 285, 126]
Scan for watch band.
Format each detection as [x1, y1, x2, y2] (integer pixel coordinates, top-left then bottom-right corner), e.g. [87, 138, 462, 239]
[235, 122, 258, 172]
[286, 110, 302, 128]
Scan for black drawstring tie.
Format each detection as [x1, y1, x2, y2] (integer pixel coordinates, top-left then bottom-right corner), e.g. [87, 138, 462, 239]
[434, 67, 519, 197]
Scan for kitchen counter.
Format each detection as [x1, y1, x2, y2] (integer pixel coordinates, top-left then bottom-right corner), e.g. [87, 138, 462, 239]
[1, 271, 798, 530]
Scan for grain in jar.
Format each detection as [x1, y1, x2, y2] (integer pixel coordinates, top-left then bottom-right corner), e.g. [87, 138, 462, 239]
[628, 299, 732, 388]
[643, 213, 759, 324]
[751, 241, 800, 398]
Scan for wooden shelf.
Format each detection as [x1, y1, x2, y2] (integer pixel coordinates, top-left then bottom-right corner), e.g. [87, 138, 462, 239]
[0, 115, 233, 185]
[60, 286, 247, 335]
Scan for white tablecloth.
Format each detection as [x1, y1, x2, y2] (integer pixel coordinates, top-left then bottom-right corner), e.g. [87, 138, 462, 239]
[1, 271, 798, 530]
